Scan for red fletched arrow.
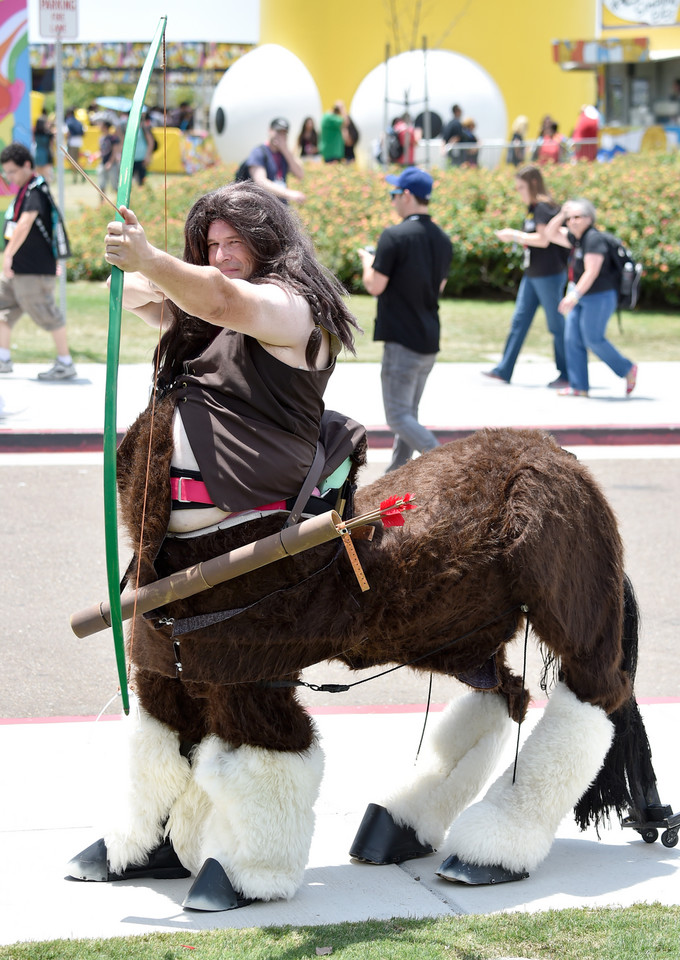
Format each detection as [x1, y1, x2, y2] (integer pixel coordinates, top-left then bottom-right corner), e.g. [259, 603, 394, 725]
[334, 493, 417, 533]
[378, 493, 416, 527]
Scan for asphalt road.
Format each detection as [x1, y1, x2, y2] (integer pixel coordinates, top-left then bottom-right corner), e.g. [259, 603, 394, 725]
[1, 452, 678, 718]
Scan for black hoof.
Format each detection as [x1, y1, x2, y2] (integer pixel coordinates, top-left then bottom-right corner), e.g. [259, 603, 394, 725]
[182, 858, 253, 912]
[67, 836, 191, 882]
[436, 853, 529, 885]
[67, 838, 110, 881]
[349, 802, 435, 864]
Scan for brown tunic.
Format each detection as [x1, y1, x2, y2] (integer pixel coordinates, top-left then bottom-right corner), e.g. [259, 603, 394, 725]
[173, 330, 336, 512]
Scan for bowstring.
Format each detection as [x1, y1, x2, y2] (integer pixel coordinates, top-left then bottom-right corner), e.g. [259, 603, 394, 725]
[128, 32, 169, 680]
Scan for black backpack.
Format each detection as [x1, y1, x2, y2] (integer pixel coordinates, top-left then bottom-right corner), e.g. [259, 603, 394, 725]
[602, 232, 642, 312]
[34, 178, 71, 260]
[378, 128, 402, 164]
[234, 159, 252, 182]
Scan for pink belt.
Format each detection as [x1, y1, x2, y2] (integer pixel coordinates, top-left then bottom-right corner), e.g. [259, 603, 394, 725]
[170, 475, 287, 512]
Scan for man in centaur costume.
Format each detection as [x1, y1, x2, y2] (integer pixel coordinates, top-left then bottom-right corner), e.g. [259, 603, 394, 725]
[69, 184, 677, 909]
[68, 182, 364, 907]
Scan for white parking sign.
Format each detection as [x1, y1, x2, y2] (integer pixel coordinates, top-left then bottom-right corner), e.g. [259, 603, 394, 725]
[39, 0, 78, 39]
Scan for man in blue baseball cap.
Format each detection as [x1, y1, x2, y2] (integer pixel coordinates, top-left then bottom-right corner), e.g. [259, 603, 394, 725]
[358, 166, 452, 472]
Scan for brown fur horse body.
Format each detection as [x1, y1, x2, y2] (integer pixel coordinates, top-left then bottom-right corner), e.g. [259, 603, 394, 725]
[64, 402, 674, 906]
[118, 402, 629, 752]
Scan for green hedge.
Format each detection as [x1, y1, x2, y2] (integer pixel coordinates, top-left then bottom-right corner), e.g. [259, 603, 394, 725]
[67, 153, 680, 306]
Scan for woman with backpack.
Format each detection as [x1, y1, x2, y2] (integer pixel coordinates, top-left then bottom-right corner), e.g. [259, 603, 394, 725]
[545, 197, 637, 397]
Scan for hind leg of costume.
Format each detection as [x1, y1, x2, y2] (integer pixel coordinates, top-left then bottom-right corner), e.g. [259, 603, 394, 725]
[67, 698, 191, 880]
[350, 692, 514, 862]
[183, 734, 325, 909]
[439, 682, 614, 882]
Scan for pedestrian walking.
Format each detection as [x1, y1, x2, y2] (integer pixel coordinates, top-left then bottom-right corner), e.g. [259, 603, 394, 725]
[0, 143, 76, 380]
[484, 164, 568, 387]
[358, 166, 452, 472]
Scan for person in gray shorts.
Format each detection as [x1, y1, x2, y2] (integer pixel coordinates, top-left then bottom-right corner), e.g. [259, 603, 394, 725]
[0, 142, 76, 380]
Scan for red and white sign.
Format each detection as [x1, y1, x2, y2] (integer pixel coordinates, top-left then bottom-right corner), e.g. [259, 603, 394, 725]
[38, 0, 79, 39]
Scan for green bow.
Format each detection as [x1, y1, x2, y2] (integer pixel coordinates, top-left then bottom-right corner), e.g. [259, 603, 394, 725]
[104, 17, 167, 714]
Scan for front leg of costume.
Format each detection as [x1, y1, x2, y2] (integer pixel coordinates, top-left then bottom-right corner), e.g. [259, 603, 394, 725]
[350, 692, 513, 862]
[67, 698, 192, 881]
[183, 733, 325, 908]
[439, 682, 614, 881]
[104, 700, 192, 873]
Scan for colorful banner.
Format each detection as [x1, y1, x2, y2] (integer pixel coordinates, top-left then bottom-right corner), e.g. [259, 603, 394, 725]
[30, 41, 253, 74]
[0, 0, 32, 194]
[602, 1, 680, 27]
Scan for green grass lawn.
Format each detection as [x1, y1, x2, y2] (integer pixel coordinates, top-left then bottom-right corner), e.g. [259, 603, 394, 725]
[2, 905, 678, 959]
[3, 171, 676, 366]
[4, 283, 679, 366]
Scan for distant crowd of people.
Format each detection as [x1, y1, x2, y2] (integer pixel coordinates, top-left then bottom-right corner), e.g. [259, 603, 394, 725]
[2, 95, 632, 428]
[27, 100, 196, 192]
[295, 102, 360, 163]
[506, 106, 601, 167]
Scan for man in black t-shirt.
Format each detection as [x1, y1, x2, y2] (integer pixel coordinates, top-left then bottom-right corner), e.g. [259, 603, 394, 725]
[358, 166, 452, 472]
[0, 142, 76, 380]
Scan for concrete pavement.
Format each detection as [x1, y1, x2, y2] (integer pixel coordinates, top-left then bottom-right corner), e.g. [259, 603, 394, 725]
[0, 358, 678, 451]
[1, 358, 678, 946]
[1, 703, 679, 946]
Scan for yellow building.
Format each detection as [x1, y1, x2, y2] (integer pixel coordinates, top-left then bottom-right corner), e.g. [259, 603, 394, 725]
[259, 1, 680, 139]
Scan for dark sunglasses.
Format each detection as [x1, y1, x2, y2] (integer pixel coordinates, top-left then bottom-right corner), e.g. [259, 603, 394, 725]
[390, 189, 404, 198]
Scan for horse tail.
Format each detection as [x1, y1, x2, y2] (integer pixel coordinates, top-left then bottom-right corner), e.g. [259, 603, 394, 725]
[573, 574, 659, 831]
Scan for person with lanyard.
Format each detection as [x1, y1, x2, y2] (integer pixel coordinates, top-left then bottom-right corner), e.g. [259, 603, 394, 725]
[545, 197, 637, 397]
[358, 166, 452, 473]
[245, 118, 305, 204]
[0, 142, 76, 380]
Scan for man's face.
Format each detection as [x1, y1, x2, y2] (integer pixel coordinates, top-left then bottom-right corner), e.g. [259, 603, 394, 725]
[2, 160, 33, 188]
[268, 126, 288, 151]
[390, 189, 407, 218]
[207, 220, 255, 280]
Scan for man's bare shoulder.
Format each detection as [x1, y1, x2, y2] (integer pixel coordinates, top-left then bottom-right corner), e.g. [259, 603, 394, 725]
[235, 278, 307, 310]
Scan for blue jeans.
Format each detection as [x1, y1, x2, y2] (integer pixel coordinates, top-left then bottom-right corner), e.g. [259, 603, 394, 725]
[565, 288, 634, 392]
[381, 341, 439, 472]
[492, 271, 567, 382]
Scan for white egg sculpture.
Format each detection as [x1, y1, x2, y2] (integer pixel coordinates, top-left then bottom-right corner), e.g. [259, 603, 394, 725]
[349, 49, 508, 169]
[210, 44, 322, 164]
